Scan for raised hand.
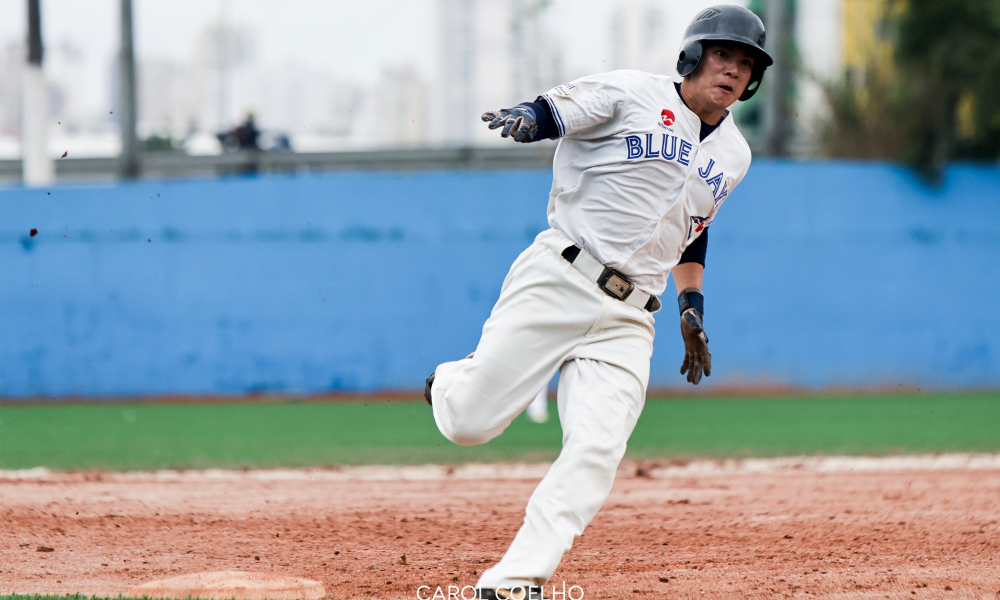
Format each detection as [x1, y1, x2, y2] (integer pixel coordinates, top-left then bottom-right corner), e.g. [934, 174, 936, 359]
[481, 106, 539, 143]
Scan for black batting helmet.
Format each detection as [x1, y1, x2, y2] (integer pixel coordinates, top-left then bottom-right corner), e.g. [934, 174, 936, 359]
[676, 5, 773, 101]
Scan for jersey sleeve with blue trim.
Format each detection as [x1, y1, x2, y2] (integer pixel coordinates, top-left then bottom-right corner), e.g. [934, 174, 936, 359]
[541, 71, 632, 140]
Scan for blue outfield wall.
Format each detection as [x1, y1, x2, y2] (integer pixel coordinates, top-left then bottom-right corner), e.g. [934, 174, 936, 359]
[1, 161, 998, 396]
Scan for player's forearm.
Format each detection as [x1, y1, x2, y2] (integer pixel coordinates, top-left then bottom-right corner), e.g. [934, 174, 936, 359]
[672, 262, 704, 294]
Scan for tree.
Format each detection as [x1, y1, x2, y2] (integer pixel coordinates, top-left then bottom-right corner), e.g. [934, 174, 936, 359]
[894, 0, 1000, 171]
[818, 57, 909, 160]
[820, 0, 1000, 177]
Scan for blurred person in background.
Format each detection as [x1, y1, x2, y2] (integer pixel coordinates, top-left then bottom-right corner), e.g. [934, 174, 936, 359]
[218, 112, 261, 152]
[217, 111, 261, 174]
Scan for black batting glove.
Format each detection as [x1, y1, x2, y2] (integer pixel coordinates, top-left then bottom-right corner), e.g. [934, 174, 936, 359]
[678, 289, 711, 385]
[481, 106, 539, 143]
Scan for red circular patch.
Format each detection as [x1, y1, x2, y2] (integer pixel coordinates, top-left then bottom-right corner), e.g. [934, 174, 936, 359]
[661, 109, 675, 126]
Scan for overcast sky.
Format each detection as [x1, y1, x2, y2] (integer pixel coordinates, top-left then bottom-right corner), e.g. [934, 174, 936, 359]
[0, 0, 735, 82]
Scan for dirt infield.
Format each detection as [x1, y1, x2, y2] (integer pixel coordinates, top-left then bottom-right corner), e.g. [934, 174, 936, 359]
[1, 458, 998, 600]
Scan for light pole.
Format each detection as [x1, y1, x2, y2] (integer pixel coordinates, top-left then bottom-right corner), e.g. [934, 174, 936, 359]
[763, 0, 794, 157]
[22, 0, 54, 186]
[119, 0, 139, 179]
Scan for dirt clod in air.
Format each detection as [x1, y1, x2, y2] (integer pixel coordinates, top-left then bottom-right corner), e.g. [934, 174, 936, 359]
[29, 228, 38, 237]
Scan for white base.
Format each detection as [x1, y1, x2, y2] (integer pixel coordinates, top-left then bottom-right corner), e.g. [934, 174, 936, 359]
[128, 571, 325, 600]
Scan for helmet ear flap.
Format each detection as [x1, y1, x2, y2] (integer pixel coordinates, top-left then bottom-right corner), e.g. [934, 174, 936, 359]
[739, 73, 762, 101]
[676, 40, 703, 77]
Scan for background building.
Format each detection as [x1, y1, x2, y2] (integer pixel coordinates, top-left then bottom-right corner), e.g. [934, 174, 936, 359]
[435, 0, 562, 146]
[0, 0, 969, 159]
[610, 1, 672, 74]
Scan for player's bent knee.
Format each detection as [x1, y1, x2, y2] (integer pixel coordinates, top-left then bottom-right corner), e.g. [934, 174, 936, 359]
[445, 429, 491, 447]
[445, 406, 509, 446]
[437, 389, 506, 447]
[440, 414, 497, 446]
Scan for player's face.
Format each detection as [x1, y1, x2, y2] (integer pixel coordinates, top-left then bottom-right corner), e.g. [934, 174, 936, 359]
[688, 43, 755, 110]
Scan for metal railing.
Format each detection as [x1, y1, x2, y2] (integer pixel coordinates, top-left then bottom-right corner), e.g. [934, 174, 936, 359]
[0, 145, 557, 184]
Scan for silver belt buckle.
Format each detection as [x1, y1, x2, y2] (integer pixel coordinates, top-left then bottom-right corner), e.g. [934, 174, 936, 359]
[598, 267, 634, 300]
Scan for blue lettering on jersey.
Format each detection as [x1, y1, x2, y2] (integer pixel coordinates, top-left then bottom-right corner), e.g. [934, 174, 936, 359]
[625, 135, 643, 159]
[698, 159, 716, 179]
[623, 133, 701, 171]
[661, 135, 677, 160]
[714, 180, 729, 204]
[698, 156, 730, 205]
[705, 172, 723, 196]
[621, 131, 732, 205]
[678, 140, 692, 166]
[643, 134, 660, 158]
[625, 133, 688, 162]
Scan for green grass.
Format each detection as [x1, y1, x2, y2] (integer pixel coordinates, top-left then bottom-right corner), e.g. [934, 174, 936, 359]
[0, 393, 997, 471]
[629, 393, 1000, 459]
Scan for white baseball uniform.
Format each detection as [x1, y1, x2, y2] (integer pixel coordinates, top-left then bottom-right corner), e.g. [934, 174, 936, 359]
[430, 69, 752, 589]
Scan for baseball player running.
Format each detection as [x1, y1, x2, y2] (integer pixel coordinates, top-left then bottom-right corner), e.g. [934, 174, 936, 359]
[425, 6, 771, 598]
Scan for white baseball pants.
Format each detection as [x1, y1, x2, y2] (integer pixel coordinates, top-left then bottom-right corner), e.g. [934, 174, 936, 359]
[430, 228, 656, 588]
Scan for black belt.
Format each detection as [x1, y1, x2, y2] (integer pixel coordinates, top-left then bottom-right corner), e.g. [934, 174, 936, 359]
[561, 245, 661, 313]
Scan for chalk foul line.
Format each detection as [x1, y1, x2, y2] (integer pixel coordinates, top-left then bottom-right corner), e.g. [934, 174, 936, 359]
[1, 453, 999, 482]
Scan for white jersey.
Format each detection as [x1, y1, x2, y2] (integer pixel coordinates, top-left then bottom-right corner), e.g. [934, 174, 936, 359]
[541, 70, 752, 296]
